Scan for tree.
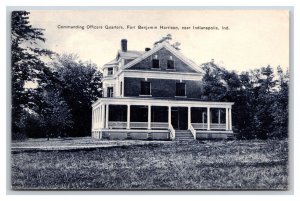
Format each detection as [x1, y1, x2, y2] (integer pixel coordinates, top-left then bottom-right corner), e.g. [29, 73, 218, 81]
[50, 54, 102, 137]
[250, 67, 277, 139]
[199, 61, 289, 140]
[11, 11, 102, 139]
[40, 89, 74, 140]
[269, 66, 289, 139]
[200, 61, 227, 101]
[11, 11, 53, 138]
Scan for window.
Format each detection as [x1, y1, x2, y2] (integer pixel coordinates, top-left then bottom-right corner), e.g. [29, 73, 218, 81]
[176, 83, 186, 96]
[152, 55, 159, 68]
[152, 59, 160, 69]
[140, 81, 151, 95]
[167, 60, 175, 69]
[107, 67, 113, 75]
[120, 82, 123, 96]
[107, 87, 114, 97]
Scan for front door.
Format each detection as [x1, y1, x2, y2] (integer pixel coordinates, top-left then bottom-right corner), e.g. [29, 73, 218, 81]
[171, 107, 188, 130]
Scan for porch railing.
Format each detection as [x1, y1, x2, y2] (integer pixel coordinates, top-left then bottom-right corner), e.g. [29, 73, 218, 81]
[130, 122, 148, 129]
[192, 123, 207, 129]
[169, 123, 176, 140]
[108, 121, 127, 129]
[211, 123, 226, 130]
[151, 122, 168, 129]
[192, 123, 226, 130]
[108, 121, 169, 129]
[188, 123, 196, 140]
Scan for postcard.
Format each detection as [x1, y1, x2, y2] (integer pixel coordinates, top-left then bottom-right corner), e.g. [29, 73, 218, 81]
[10, 9, 289, 190]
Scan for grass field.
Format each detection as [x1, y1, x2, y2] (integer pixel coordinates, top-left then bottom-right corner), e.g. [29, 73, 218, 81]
[11, 139, 289, 190]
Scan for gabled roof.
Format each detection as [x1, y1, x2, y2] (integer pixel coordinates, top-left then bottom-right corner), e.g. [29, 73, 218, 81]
[117, 50, 145, 59]
[121, 41, 204, 73]
[103, 50, 145, 68]
[104, 59, 118, 66]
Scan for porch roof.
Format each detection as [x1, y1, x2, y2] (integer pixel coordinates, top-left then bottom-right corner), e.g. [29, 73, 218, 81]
[92, 97, 234, 109]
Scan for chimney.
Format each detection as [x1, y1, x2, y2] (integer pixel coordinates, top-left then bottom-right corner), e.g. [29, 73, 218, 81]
[145, 47, 151, 51]
[121, 39, 127, 52]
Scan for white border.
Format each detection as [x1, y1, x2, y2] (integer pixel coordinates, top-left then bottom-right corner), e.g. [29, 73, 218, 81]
[2, 1, 298, 201]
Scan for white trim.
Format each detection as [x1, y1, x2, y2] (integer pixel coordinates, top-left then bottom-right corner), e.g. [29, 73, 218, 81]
[196, 130, 233, 134]
[121, 70, 203, 81]
[102, 76, 116, 81]
[139, 95, 152, 97]
[99, 129, 169, 133]
[92, 97, 234, 108]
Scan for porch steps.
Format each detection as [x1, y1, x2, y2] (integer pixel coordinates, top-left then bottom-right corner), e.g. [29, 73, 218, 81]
[175, 130, 194, 141]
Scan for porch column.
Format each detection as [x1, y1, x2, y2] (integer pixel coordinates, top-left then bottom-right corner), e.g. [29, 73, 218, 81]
[188, 106, 191, 127]
[148, 105, 151, 129]
[101, 104, 105, 128]
[96, 108, 98, 129]
[99, 108, 101, 129]
[168, 106, 171, 126]
[96, 108, 99, 129]
[94, 109, 97, 129]
[127, 104, 130, 129]
[92, 110, 94, 130]
[229, 108, 232, 130]
[207, 107, 211, 130]
[202, 112, 205, 128]
[226, 108, 229, 130]
[99, 107, 102, 129]
[105, 104, 109, 128]
[218, 109, 221, 124]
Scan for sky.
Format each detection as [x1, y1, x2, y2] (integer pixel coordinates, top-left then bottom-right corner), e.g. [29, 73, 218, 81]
[28, 10, 289, 72]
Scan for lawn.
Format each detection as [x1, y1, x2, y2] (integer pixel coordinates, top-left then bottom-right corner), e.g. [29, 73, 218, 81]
[11, 139, 289, 190]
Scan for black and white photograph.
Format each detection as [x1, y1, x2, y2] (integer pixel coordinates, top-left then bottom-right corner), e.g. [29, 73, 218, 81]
[9, 9, 290, 190]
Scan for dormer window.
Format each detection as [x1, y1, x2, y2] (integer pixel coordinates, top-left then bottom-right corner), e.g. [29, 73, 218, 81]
[152, 55, 160, 69]
[167, 55, 175, 69]
[108, 67, 113, 76]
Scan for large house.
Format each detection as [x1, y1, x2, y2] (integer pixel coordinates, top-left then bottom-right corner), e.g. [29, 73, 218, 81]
[91, 36, 234, 140]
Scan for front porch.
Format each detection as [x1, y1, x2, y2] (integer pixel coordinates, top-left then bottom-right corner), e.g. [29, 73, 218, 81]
[91, 97, 234, 140]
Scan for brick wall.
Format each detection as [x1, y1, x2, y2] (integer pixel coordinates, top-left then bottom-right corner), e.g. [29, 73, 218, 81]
[124, 77, 202, 99]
